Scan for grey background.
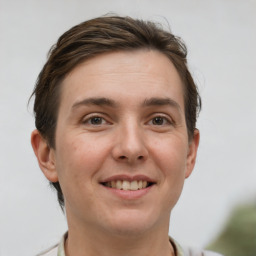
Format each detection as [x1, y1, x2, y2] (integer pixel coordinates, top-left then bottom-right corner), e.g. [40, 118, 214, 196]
[0, 0, 255, 255]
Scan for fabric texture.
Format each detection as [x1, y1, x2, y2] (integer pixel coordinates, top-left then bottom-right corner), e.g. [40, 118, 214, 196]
[37, 233, 223, 256]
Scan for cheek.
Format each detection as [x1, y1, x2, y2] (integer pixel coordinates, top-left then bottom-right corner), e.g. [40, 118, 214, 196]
[54, 136, 104, 208]
[55, 134, 112, 183]
[151, 136, 188, 200]
[152, 136, 188, 174]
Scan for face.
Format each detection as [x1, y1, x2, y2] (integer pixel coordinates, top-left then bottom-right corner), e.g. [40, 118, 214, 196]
[33, 50, 199, 236]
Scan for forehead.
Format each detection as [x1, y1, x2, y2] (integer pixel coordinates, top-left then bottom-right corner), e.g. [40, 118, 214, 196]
[59, 49, 185, 112]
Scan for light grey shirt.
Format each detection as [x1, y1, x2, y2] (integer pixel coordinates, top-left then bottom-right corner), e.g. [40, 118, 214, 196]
[37, 233, 223, 256]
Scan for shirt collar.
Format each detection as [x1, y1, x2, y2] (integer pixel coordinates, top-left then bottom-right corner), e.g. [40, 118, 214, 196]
[169, 236, 184, 256]
[57, 232, 67, 256]
[57, 232, 184, 256]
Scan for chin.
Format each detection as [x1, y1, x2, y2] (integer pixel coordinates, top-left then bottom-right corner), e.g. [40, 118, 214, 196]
[108, 223, 151, 237]
[104, 210, 161, 236]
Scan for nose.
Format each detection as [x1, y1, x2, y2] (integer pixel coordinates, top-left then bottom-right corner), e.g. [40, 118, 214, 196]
[111, 122, 149, 164]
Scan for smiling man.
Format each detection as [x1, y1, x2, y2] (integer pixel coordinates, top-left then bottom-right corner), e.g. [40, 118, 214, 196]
[31, 16, 222, 256]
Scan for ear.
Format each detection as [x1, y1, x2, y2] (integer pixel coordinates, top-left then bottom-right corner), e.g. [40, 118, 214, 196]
[185, 129, 200, 178]
[31, 129, 58, 182]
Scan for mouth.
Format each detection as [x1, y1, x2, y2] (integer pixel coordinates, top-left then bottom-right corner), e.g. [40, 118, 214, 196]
[101, 180, 155, 191]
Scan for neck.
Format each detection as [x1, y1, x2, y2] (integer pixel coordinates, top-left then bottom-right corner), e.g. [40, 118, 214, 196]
[64, 217, 175, 256]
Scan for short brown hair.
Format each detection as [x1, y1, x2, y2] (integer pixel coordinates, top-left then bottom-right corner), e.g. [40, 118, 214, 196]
[31, 15, 201, 209]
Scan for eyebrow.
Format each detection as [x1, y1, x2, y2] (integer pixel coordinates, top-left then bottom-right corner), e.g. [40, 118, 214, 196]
[142, 97, 182, 111]
[71, 96, 181, 112]
[72, 97, 117, 109]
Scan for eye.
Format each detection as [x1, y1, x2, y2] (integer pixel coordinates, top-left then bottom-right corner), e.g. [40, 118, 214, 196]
[152, 116, 165, 125]
[150, 116, 171, 126]
[83, 115, 108, 125]
[90, 117, 104, 125]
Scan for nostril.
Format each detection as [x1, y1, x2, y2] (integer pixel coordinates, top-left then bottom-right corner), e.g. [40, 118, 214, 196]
[117, 155, 144, 161]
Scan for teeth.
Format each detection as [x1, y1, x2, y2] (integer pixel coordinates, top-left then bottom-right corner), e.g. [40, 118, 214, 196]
[122, 181, 130, 190]
[116, 180, 122, 189]
[111, 181, 116, 189]
[104, 180, 151, 190]
[138, 180, 143, 189]
[130, 180, 138, 190]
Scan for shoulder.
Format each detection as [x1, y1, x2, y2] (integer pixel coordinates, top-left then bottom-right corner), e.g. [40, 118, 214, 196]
[182, 245, 223, 256]
[170, 237, 223, 256]
[36, 232, 66, 256]
[36, 244, 58, 256]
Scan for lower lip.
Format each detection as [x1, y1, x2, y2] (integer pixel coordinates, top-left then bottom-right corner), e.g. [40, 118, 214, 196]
[102, 185, 153, 200]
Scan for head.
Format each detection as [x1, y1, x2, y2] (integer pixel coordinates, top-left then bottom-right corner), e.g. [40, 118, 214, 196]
[31, 15, 201, 210]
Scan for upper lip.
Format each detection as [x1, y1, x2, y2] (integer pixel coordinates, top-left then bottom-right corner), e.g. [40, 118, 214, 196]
[100, 174, 156, 183]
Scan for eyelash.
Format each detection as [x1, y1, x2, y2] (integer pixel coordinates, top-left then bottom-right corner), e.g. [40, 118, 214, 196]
[81, 114, 174, 127]
[148, 115, 174, 126]
[82, 114, 109, 126]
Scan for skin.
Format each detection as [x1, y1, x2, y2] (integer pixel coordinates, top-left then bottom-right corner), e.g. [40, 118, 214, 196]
[31, 49, 199, 256]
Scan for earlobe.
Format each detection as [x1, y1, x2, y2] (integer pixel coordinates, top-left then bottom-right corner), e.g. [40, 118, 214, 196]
[31, 129, 59, 182]
[185, 129, 200, 178]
